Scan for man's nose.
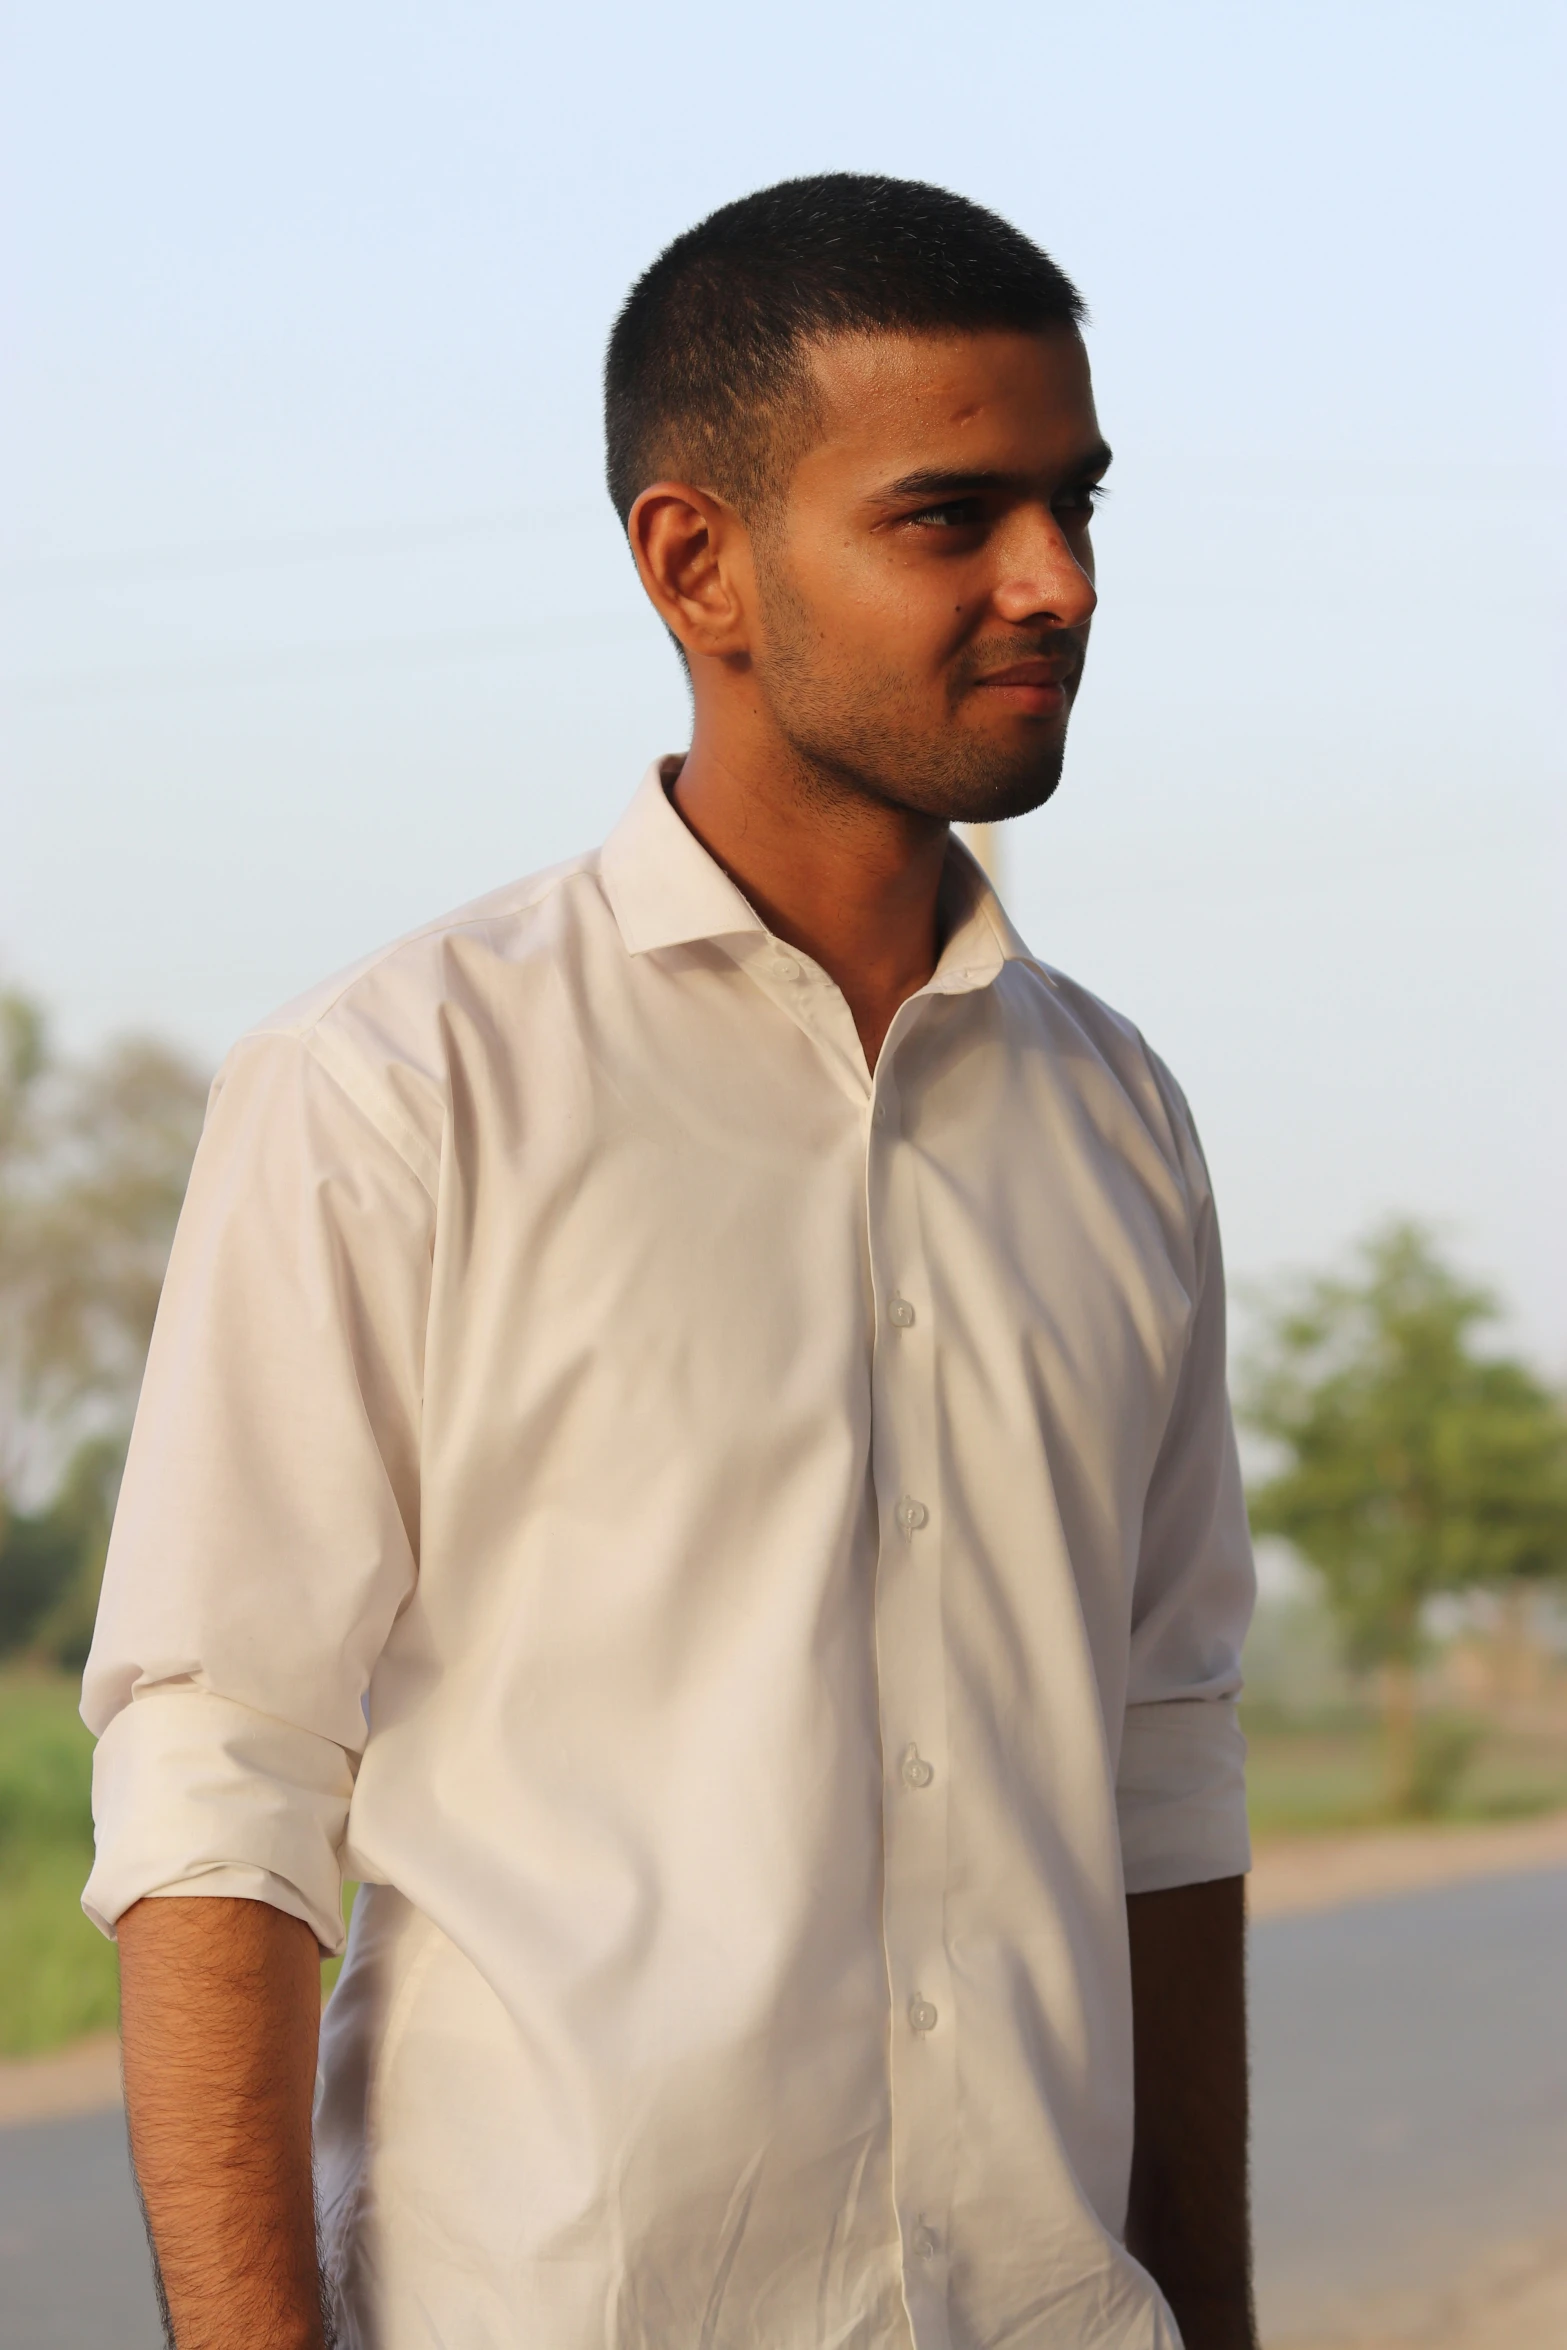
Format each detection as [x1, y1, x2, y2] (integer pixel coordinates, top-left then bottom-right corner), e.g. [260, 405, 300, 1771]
[991, 508, 1098, 630]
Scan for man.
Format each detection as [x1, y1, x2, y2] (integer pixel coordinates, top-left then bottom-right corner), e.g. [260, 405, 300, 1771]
[85, 175, 1256, 2350]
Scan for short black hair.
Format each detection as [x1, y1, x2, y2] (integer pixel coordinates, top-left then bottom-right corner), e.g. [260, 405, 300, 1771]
[604, 174, 1086, 526]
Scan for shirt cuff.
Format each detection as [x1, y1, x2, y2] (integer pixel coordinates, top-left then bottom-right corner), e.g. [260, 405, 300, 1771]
[1116, 1696, 1250, 1895]
[82, 1687, 355, 1954]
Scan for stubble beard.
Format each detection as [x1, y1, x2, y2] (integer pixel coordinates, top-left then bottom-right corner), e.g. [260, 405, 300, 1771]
[754, 571, 1079, 829]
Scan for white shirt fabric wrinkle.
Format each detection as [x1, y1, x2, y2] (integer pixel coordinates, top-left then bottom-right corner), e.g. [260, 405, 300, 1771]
[83, 759, 1253, 2350]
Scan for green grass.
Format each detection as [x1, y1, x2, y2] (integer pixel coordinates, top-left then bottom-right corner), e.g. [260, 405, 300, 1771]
[1242, 1701, 1567, 1835]
[322, 1883, 357, 1998]
[1, 1841, 122, 2053]
[0, 1668, 118, 2055]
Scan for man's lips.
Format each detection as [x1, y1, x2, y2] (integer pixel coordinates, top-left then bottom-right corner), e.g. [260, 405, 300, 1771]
[971, 658, 1076, 710]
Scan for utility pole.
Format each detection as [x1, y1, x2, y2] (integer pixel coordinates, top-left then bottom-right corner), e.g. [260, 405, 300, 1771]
[960, 822, 1004, 891]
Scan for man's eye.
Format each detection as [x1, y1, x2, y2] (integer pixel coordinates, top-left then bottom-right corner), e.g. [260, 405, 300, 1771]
[1055, 484, 1109, 521]
[908, 499, 984, 529]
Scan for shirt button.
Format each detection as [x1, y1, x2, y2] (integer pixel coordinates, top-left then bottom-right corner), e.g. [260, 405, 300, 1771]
[895, 1496, 929, 1539]
[888, 1295, 916, 1328]
[909, 1996, 938, 2034]
[872, 1099, 890, 1126]
[913, 2220, 939, 2260]
[900, 1743, 935, 1790]
[773, 954, 801, 982]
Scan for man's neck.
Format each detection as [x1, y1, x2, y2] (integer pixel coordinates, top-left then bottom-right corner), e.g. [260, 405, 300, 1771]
[670, 734, 950, 1071]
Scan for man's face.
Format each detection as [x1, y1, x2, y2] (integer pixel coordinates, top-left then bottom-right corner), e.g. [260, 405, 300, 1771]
[750, 326, 1108, 824]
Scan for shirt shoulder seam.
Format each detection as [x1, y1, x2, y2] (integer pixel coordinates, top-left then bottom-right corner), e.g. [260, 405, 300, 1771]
[303, 1034, 441, 1200]
[228, 860, 606, 1199]
[250, 856, 601, 1044]
[221, 1025, 441, 1202]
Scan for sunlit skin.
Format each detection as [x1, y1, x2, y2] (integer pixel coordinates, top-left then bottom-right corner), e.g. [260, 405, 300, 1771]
[629, 326, 1110, 1066]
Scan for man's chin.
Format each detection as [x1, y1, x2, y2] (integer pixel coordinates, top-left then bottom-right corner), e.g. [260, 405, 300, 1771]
[957, 773, 1065, 826]
[775, 702, 1069, 827]
[928, 737, 1069, 827]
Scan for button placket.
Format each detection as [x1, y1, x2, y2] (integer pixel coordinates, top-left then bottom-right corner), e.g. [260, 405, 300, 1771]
[865, 1051, 957, 2346]
[732, 936, 873, 1111]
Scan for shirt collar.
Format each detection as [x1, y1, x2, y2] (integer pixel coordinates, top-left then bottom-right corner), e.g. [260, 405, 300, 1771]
[601, 757, 1034, 988]
[932, 830, 1034, 990]
[600, 761, 768, 955]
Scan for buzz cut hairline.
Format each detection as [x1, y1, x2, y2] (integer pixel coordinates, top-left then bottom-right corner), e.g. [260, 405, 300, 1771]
[603, 174, 1087, 529]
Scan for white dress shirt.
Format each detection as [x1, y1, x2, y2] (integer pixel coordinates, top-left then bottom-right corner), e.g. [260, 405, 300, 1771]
[84, 760, 1253, 2350]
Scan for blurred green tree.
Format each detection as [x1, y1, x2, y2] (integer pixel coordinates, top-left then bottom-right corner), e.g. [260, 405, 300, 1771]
[1241, 1221, 1567, 1813]
[0, 987, 207, 1662]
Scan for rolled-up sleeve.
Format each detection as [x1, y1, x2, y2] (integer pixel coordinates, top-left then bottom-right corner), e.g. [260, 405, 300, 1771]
[81, 1028, 435, 1953]
[1117, 1096, 1255, 1895]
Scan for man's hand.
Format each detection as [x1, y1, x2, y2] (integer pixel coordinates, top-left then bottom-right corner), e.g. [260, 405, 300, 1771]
[1125, 1874, 1256, 2350]
[117, 1895, 327, 2350]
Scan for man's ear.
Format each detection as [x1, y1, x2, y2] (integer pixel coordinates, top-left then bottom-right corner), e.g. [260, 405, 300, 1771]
[628, 483, 756, 664]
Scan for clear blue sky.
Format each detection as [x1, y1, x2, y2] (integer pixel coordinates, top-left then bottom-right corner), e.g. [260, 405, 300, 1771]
[3, 1, 1563, 1359]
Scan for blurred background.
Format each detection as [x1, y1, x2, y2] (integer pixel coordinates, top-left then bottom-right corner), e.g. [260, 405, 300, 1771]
[2, 4, 1564, 2345]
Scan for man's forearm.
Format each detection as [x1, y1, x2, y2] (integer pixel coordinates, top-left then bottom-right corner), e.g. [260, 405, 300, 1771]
[118, 1895, 327, 2350]
[1125, 1874, 1256, 2350]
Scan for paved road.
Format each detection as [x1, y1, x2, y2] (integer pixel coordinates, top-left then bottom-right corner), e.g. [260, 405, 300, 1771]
[3, 1867, 1563, 2347]
[1250, 1863, 1567, 2341]
[0, 2107, 160, 2350]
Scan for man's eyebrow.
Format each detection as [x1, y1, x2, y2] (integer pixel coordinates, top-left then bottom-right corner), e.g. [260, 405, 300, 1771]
[873, 445, 1115, 504]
